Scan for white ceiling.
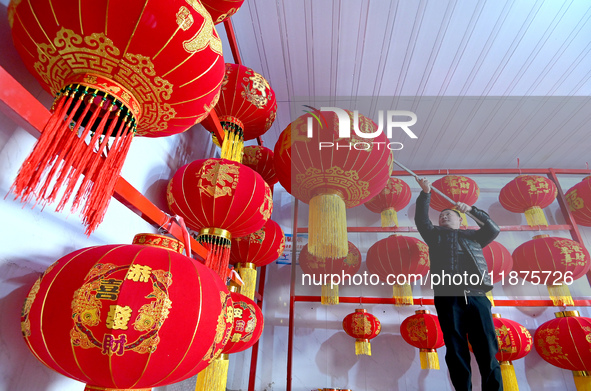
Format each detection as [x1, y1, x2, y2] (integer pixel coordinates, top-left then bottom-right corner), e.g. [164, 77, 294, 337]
[223, 0, 591, 170]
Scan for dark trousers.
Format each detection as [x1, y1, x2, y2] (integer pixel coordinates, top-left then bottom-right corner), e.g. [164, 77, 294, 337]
[434, 295, 503, 391]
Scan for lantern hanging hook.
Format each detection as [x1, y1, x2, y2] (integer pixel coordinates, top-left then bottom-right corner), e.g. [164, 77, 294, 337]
[517, 158, 522, 175]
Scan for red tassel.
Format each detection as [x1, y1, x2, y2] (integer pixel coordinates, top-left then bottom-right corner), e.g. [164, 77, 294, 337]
[199, 235, 232, 279]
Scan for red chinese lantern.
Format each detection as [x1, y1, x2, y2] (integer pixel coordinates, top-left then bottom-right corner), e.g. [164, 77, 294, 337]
[483, 241, 513, 305]
[202, 63, 277, 161]
[274, 109, 392, 261]
[535, 310, 591, 391]
[242, 145, 278, 187]
[342, 309, 381, 356]
[299, 241, 362, 305]
[491, 314, 533, 391]
[364, 177, 411, 227]
[366, 235, 430, 306]
[196, 289, 264, 391]
[229, 219, 285, 299]
[400, 310, 445, 369]
[430, 175, 480, 226]
[167, 158, 273, 278]
[202, 0, 245, 24]
[565, 176, 591, 226]
[499, 175, 557, 226]
[8, 0, 224, 234]
[512, 235, 590, 306]
[20, 233, 234, 390]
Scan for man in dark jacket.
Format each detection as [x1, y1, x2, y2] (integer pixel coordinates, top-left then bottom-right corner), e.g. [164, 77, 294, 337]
[415, 177, 503, 391]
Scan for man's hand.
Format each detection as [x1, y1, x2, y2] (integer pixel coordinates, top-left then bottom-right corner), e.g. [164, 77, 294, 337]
[416, 177, 431, 193]
[455, 202, 472, 213]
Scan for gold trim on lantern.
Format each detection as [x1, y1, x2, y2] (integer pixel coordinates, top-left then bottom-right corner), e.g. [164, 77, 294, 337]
[532, 234, 551, 240]
[236, 262, 256, 270]
[492, 313, 501, 318]
[199, 228, 232, 240]
[132, 233, 185, 254]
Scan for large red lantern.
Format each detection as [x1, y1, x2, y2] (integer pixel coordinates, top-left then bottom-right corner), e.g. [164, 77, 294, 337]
[274, 109, 392, 261]
[299, 242, 362, 305]
[499, 175, 557, 226]
[512, 234, 590, 306]
[229, 219, 285, 299]
[8, 0, 224, 234]
[242, 145, 278, 187]
[202, 63, 277, 161]
[430, 175, 480, 226]
[400, 310, 445, 370]
[565, 176, 591, 226]
[492, 314, 533, 391]
[483, 241, 513, 305]
[20, 233, 234, 390]
[366, 235, 430, 306]
[195, 289, 264, 391]
[342, 309, 381, 356]
[202, 0, 246, 24]
[167, 158, 273, 278]
[364, 177, 411, 227]
[535, 310, 591, 391]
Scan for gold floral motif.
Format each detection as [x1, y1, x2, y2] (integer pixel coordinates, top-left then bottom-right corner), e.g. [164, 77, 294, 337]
[259, 186, 273, 221]
[495, 325, 516, 354]
[295, 166, 370, 207]
[417, 241, 430, 266]
[21, 277, 42, 337]
[265, 111, 277, 131]
[183, 0, 223, 55]
[214, 8, 240, 23]
[166, 180, 176, 207]
[176, 6, 194, 31]
[198, 160, 240, 198]
[241, 71, 271, 109]
[351, 314, 372, 336]
[243, 147, 262, 165]
[406, 318, 428, 342]
[277, 239, 286, 257]
[536, 325, 568, 362]
[7, 0, 21, 28]
[203, 291, 234, 363]
[344, 247, 360, 267]
[566, 189, 584, 211]
[553, 240, 587, 268]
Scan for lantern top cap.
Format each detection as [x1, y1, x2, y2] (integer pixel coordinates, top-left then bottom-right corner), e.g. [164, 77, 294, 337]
[492, 313, 501, 318]
[415, 309, 430, 315]
[355, 308, 367, 313]
[555, 310, 580, 318]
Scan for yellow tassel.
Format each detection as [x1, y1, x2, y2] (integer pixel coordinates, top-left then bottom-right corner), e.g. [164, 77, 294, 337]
[524, 206, 549, 226]
[381, 208, 398, 227]
[486, 291, 495, 307]
[548, 284, 574, 306]
[195, 354, 230, 391]
[419, 349, 440, 370]
[237, 262, 257, 300]
[321, 283, 339, 305]
[220, 127, 244, 163]
[308, 193, 348, 259]
[459, 212, 468, 227]
[500, 361, 519, 391]
[573, 371, 591, 391]
[392, 283, 413, 306]
[355, 339, 371, 356]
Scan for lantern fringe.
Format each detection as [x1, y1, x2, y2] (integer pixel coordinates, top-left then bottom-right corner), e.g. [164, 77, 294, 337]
[381, 208, 398, 228]
[393, 283, 413, 306]
[218, 117, 244, 163]
[308, 193, 348, 259]
[573, 371, 591, 391]
[486, 291, 495, 307]
[237, 262, 257, 300]
[524, 206, 548, 226]
[500, 361, 519, 391]
[321, 283, 339, 305]
[419, 349, 440, 370]
[355, 339, 371, 356]
[10, 86, 135, 235]
[195, 355, 229, 391]
[548, 284, 574, 306]
[198, 232, 232, 279]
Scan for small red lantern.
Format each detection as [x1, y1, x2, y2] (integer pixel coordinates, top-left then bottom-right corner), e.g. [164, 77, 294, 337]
[201, 0, 245, 24]
[512, 235, 590, 306]
[430, 175, 480, 226]
[499, 175, 557, 226]
[195, 289, 264, 391]
[274, 109, 392, 261]
[342, 309, 381, 356]
[535, 310, 591, 391]
[202, 63, 277, 161]
[242, 145, 278, 187]
[8, 0, 224, 233]
[229, 219, 285, 299]
[299, 242, 362, 305]
[483, 241, 513, 305]
[366, 235, 430, 306]
[492, 314, 533, 391]
[20, 234, 234, 390]
[167, 158, 273, 278]
[364, 177, 411, 227]
[565, 176, 591, 226]
[400, 310, 445, 370]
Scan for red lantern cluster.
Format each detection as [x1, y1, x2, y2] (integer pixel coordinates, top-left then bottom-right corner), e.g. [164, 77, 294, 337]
[499, 175, 557, 226]
[364, 177, 412, 227]
[565, 176, 591, 226]
[20, 234, 233, 390]
[430, 175, 480, 226]
[342, 309, 381, 356]
[400, 310, 444, 370]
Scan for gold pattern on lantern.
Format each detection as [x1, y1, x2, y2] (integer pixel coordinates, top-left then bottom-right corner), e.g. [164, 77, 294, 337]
[199, 160, 240, 198]
[176, 6, 194, 30]
[106, 305, 133, 330]
[182, 0, 223, 55]
[243, 147, 262, 165]
[521, 176, 555, 195]
[566, 189, 584, 211]
[351, 314, 372, 335]
[406, 318, 428, 342]
[553, 240, 587, 267]
[536, 326, 568, 362]
[296, 166, 370, 208]
[417, 241, 430, 266]
[241, 71, 271, 109]
[21, 278, 42, 337]
[259, 186, 273, 221]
